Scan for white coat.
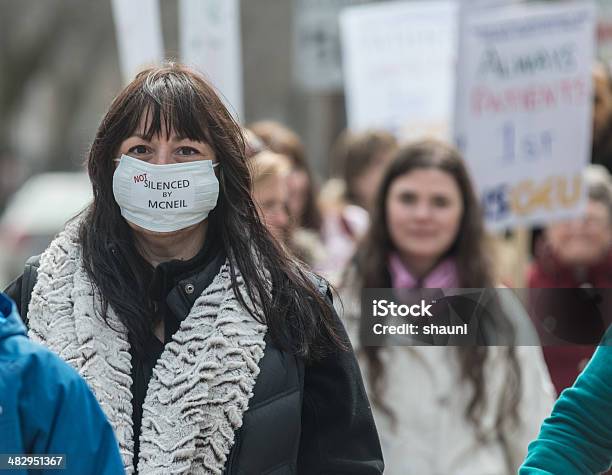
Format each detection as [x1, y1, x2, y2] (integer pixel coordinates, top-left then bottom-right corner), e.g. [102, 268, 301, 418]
[338, 272, 556, 475]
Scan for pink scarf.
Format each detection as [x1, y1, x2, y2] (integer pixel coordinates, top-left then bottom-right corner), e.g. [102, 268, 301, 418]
[388, 253, 459, 289]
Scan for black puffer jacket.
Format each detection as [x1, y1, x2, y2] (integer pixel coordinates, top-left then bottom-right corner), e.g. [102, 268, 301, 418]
[5, 256, 384, 475]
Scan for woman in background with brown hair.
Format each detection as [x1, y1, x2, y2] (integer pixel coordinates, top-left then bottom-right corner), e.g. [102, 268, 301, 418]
[329, 129, 397, 212]
[318, 129, 397, 282]
[339, 139, 554, 474]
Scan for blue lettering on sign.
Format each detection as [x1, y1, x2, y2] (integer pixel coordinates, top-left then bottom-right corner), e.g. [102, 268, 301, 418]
[500, 122, 553, 165]
[482, 184, 510, 222]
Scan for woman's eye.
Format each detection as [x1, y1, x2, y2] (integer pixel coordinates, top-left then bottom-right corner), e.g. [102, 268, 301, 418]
[400, 193, 417, 204]
[432, 196, 450, 208]
[129, 145, 149, 154]
[177, 146, 199, 156]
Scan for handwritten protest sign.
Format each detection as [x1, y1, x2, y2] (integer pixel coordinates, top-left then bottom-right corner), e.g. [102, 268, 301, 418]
[454, 1, 596, 230]
[340, 1, 458, 142]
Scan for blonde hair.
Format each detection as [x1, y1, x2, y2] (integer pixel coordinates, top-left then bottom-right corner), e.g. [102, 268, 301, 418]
[248, 121, 305, 166]
[250, 151, 291, 187]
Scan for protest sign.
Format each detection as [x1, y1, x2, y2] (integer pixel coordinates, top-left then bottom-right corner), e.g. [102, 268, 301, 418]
[179, 0, 243, 121]
[340, 1, 458, 141]
[454, 1, 596, 230]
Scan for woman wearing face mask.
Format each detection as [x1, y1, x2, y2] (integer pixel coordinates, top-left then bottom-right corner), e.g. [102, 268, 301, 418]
[338, 140, 555, 475]
[4, 63, 383, 475]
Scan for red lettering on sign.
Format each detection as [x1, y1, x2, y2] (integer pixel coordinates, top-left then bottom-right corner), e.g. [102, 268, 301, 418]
[471, 78, 586, 117]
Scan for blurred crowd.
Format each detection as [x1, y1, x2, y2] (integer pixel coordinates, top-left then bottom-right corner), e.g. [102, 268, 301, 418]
[235, 61, 612, 473]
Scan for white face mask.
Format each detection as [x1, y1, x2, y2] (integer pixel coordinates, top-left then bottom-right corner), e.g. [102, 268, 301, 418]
[112, 154, 220, 233]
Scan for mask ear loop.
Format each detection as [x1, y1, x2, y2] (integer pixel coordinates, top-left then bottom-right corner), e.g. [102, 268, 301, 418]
[217, 161, 225, 196]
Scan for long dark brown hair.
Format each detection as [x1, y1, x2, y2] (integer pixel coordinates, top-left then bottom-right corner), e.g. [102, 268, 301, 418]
[79, 63, 342, 362]
[356, 139, 521, 438]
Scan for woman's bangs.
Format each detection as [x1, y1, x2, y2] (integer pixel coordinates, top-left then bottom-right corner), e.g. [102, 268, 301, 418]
[128, 80, 210, 143]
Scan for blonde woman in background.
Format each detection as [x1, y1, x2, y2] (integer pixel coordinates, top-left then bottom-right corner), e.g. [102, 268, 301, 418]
[250, 151, 292, 244]
[250, 150, 326, 267]
[248, 120, 322, 232]
[248, 122, 328, 271]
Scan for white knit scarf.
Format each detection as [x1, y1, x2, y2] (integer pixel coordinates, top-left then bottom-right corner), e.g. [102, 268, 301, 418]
[27, 220, 268, 474]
